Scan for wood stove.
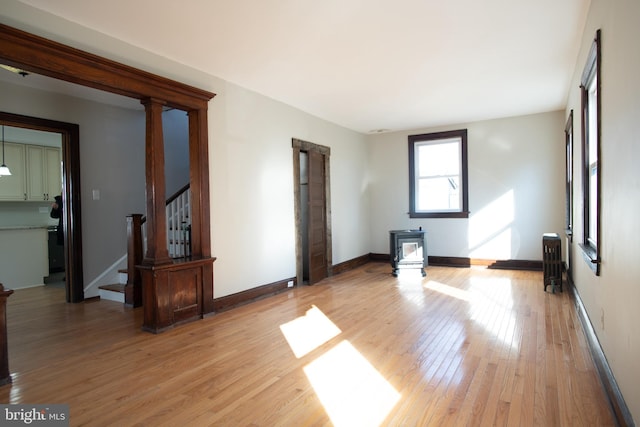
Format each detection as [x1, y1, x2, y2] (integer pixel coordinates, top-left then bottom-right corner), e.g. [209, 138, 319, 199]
[389, 229, 427, 277]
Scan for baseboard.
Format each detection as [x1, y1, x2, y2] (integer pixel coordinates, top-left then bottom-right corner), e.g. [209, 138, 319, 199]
[369, 254, 542, 271]
[331, 254, 371, 275]
[212, 277, 295, 312]
[568, 277, 634, 427]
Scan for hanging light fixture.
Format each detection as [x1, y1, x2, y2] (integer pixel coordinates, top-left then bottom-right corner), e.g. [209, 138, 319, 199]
[0, 125, 11, 176]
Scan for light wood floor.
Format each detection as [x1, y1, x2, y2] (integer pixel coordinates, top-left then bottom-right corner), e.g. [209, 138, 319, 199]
[1, 263, 616, 426]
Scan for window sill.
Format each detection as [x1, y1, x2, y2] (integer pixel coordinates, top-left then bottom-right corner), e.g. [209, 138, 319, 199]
[409, 211, 470, 219]
[579, 243, 600, 275]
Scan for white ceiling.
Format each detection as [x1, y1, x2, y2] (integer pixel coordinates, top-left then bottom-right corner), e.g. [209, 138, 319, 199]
[13, 0, 590, 134]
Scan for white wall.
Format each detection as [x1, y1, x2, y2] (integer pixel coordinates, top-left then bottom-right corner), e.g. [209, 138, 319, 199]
[368, 111, 566, 261]
[209, 82, 369, 297]
[566, 0, 640, 423]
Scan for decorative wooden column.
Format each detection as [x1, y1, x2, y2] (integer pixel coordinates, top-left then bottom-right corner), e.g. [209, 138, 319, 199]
[141, 98, 172, 267]
[140, 98, 173, 333]
[188, 108, 216, 316]
[0, 283, 14, 386]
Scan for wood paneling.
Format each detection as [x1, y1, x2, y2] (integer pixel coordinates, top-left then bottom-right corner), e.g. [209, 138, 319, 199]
[307, 149, 327, 284]
[139, 257, 215, 333]
[1, 263, 617, 426]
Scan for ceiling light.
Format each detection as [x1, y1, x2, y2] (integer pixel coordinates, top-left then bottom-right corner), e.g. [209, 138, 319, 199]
[0, 64, 29, 77]
[0, 126, 11, 176]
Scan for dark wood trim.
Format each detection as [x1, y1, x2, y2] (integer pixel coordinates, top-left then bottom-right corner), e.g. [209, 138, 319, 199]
[0, 111, 84, 303]
[138, 256, 216, 334]
[568, 277, 634, 427]
[565, 110, 574, 243]
[579, 29, 602, 276]
[188, 107, 212, 260]
[166, 183, 190, 206]
[213, 277, 295, 313]
[140, 98, 172, 266]
[1, 23, 216, 331]
[368, 253, 389, 262]
[0, 24, 214, 111]
[0, 284, 14, 386]
[408, 129, 469, 219]
[369, 253, 542, 271]
[331, 254, 370, 275]
[125, 214, 143, 307]
[292, 139, 333, 286]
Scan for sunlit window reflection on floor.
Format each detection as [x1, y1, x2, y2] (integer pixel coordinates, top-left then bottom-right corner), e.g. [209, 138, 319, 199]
[396, 269, 428, 308]
[468, 277, 518, 349]
[424, 277, 518, 350]
[280, 306, 400, 425]
[303, 340, 401, 427]
[280, 305, 341, 358]
[424, 279, 470, 302]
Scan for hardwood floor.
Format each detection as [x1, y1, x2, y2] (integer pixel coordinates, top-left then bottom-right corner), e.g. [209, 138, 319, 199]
[1, 263, 616, 426]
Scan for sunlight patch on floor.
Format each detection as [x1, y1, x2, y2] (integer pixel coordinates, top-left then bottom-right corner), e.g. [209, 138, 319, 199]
[424, 278, 519, 350]
[279, 305, 341, 358]
[303, 340, 401, 427]
[280, 306, 400, 425]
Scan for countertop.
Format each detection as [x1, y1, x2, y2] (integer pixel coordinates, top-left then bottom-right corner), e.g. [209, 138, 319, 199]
[0, 225, 51, 230]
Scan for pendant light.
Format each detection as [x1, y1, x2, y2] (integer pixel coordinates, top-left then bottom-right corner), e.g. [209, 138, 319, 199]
[0, 125, 11, 176]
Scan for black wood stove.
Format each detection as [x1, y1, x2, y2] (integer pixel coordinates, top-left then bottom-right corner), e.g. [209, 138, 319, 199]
[389, 229, 427, 277]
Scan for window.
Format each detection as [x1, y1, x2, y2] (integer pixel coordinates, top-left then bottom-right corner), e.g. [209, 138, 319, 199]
[580, 30, 601, 275]
[408, 129, 468, 218]
[565, 110, 573, 241]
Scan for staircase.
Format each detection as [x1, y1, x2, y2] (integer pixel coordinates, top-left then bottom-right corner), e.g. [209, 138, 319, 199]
[98, 185, 191, 303]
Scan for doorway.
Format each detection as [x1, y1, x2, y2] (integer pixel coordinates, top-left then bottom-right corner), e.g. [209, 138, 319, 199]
[292, 139, 332, 285]
[0, 112, 83, 302]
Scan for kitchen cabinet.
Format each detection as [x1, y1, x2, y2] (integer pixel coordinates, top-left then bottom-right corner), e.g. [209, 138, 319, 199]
[27, 145, 62, 201]
[0, 142, 27, 201]
[0, 143, 61, 201]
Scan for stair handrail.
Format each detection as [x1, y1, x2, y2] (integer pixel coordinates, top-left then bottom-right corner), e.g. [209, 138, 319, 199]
[125, 183, 190, 307]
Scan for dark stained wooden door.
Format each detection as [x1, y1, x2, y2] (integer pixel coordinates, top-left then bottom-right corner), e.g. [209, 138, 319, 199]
[307, 150, 327, 284]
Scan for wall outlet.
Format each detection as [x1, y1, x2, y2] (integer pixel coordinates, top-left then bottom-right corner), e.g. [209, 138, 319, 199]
[287, 280, 294, 288]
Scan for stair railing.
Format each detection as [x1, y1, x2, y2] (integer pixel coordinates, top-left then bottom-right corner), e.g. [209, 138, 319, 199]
[125, 184, 190, 307]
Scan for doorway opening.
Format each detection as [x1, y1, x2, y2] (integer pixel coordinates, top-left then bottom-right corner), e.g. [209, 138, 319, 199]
[292, 139, 332, 285]
[0, 112, 83, 302]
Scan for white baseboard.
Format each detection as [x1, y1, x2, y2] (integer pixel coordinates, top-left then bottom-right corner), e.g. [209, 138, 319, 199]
[84, 254, 127, 298]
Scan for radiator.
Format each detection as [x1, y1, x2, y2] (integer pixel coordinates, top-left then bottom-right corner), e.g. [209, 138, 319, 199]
[543, 233, 563, 292]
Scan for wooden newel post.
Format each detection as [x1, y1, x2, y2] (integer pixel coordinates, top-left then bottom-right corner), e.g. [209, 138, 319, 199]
[0, 283, 14, 386]
[126, 214, 144, 307]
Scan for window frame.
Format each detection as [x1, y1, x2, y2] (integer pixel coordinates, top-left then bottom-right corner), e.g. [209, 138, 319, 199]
[579, 29, 601, 275]
[408, 129, 469, 218]
[565, 110, 574, 241]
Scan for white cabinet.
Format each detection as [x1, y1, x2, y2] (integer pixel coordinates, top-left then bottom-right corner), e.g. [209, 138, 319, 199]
[27, 145, 62, 201]
[0, 143, 61, 201]
[0, 142, 27, 200]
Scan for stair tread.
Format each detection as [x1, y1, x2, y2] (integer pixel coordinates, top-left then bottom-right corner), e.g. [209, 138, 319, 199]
[99, 283, 126, 293]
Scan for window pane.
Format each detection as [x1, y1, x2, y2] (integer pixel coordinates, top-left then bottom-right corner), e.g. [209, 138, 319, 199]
[417, 140, 460, 178]
[417, 176, 460, 211]
[588, 77, 598, 162]
[589, 163, 598, 245]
